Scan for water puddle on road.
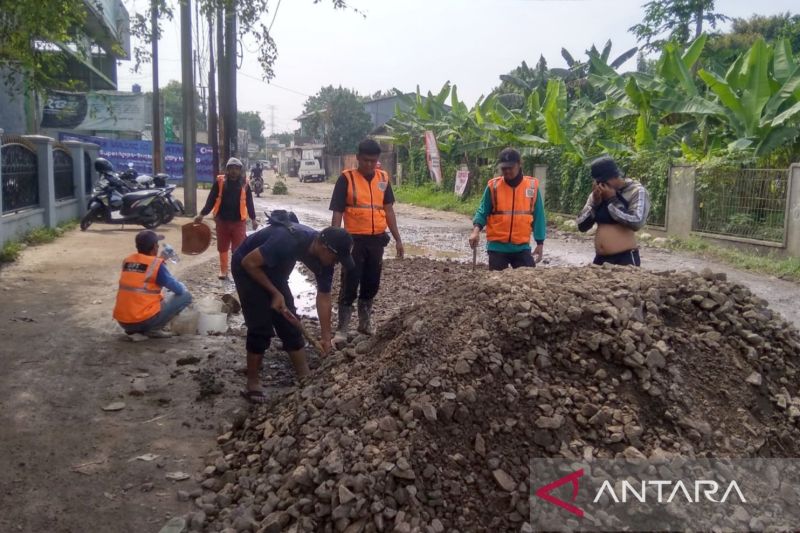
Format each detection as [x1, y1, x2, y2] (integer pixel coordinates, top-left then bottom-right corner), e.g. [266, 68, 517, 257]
[289, 269, 316, 317]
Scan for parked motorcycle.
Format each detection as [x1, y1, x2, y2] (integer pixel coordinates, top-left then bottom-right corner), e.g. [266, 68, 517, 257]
[80, 158, 172, 231]
[118, 163, 184, 223]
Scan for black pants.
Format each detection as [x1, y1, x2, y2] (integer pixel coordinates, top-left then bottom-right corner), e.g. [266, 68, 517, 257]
[340, 235, 386, 306]
[232, 263, 304, 355]
[488, 250, 536, 271]
[593, 248, 641, 267]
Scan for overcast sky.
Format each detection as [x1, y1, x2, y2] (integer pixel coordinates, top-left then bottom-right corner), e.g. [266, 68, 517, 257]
[118, 0, 798, 134]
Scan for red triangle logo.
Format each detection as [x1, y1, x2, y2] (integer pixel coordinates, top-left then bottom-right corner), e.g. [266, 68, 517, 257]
[534, 468, 585, 518]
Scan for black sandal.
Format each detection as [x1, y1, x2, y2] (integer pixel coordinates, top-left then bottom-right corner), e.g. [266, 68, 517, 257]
[239, 389, 268, 404]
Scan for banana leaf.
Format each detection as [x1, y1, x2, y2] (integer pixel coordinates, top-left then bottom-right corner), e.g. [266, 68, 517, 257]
[754, 126, 799, 157]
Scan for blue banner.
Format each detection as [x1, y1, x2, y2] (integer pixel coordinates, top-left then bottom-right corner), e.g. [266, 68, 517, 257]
[58, 132, 215, 182]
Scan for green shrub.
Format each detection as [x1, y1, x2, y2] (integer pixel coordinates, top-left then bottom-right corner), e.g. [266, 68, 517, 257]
[0, 241, 23, 263]
[272, 181, 289, 195]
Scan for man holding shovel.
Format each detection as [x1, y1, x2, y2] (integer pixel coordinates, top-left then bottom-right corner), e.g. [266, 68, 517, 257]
[231, 215, 355, 403]
[468, 148, 546, 270]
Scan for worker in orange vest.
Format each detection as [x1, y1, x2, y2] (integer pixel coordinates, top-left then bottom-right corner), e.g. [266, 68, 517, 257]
[469, 148, 546, 270]
[329, 139, 403, 342]
[113, 230, 193, 340]
[195, 157, 258, 280]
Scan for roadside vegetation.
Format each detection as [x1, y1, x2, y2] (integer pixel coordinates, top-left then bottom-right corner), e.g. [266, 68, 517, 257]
[0, 220, 78, 264]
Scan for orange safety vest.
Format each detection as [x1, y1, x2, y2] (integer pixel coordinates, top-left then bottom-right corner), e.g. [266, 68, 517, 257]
[113, 253, 164, 323]
[211, 175, 248, 220]
[486, 176, 540, 245]
[343, 169, 389, 235]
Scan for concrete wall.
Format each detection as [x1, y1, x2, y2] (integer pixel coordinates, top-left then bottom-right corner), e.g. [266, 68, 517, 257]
[787, 164, 800, 257]
[666, 166, 696, 239]
[1, 135, 96, 247]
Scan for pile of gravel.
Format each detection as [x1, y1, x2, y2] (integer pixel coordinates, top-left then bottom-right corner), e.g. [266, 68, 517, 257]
[186, 261, 800, 532]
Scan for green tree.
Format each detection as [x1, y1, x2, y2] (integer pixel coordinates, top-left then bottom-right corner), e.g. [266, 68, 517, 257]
[144, 80, 206, 139]
[270, 131, 295, 145]
[238, 111, 266, 148]
[630, 0, 727, 52]
[707, 13, 800, 68]
[0, 0, 119, 92]
[301, 86, 372, 154]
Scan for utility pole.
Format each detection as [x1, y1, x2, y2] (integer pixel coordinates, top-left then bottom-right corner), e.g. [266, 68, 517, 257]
[268, 104, 275, 136]
[224, 0, 238, 157]
[151, 0, 163, 173]
[181, 0, 197, 214]
[216, 7, 227, 166]
[208, 11, 220, 174]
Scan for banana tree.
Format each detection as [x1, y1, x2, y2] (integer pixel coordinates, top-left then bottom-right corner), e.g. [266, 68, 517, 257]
[698, 37, 800, 157]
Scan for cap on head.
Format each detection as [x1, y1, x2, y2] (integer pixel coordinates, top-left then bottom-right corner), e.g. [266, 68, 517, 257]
[319, 227, 355, 270]
[226, 157, 243, 168]
[135, 230, 164, 253]
[497, 148, 521, 169]
[590, 156, 620, 183]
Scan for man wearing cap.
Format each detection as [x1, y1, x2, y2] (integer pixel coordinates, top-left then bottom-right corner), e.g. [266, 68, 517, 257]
[329, 138, 403, 341]
[468, 148, 546, 270]
[576, 155, 650, 266]
[113, 230, 193, 339]
[231, 218, 355, 403]
[195, 157, 258, 280]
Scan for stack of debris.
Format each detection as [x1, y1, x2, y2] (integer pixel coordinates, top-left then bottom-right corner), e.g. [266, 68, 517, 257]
[187, 263, 800, 532]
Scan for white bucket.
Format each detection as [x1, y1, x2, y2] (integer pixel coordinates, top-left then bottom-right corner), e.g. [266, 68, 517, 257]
[171, 310, 199, 336]
[197, 312, 228, 335]
[196, 296, 224, 314]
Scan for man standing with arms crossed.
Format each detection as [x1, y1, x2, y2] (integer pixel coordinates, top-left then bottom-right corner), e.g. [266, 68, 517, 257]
[329, 139, 404, 343]
[195, 157, 259, 280]
[469, 148, 546, 270]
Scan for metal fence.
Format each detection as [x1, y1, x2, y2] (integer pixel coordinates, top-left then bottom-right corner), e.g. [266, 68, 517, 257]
[693, 167, 789, 244]
[53, 148, 74, 200]
[1, 141, 39, 213]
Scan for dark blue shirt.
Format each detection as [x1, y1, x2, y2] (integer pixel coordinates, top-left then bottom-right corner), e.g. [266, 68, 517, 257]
[155, 263, 186, 295]
[232, 223, 334, 293]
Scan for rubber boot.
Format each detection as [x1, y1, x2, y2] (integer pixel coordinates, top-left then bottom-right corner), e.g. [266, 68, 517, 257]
[219, 251, 230, 280]
[357, 299, 375, 336]
[333, 304, 353, 346]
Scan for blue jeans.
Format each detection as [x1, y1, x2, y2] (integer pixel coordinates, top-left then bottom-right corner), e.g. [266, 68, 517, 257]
[120, 291, 193, 333]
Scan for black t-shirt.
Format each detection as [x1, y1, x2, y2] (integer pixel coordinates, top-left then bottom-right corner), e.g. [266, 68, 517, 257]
[328, 171, 395, 213]
[200, 178, 256, 221]
[232, 223, 334, 292]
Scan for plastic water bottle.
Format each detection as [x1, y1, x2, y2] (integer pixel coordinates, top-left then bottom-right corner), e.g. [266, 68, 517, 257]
[161, 243, 180, 263]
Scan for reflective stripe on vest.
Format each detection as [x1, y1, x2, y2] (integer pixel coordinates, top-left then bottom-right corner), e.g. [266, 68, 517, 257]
[486, 176, 539, 245]
[211, 175, 248, 220]
[343, 169, 388, 235]
[113, 253, 164, 323]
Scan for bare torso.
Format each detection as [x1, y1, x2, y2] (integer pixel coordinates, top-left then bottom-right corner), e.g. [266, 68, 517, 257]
[595, 223, 637, 255]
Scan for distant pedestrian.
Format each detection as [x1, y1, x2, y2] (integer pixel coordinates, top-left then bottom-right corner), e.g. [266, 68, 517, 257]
[329, 139, 404, 342]
[113, 230, 192, 340]
[576, 155, 650, 266]
[469, 148, 546, 270]
[195, 157, 259, 280]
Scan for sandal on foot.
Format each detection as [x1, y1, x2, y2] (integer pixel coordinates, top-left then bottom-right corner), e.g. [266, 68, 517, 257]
[240, 389, 268, 404]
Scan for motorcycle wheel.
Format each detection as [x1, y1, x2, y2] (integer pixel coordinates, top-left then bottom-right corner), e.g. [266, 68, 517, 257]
[80, 206, 101, 231]
[142, 199, 167, 229]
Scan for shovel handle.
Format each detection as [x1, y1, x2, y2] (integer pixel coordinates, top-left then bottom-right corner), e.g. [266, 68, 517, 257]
[285, 310, 325, 353]
[472, 247, 477, 271]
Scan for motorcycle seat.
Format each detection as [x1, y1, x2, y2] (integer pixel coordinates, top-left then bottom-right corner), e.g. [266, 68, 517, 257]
[123, 189, 161, 200]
